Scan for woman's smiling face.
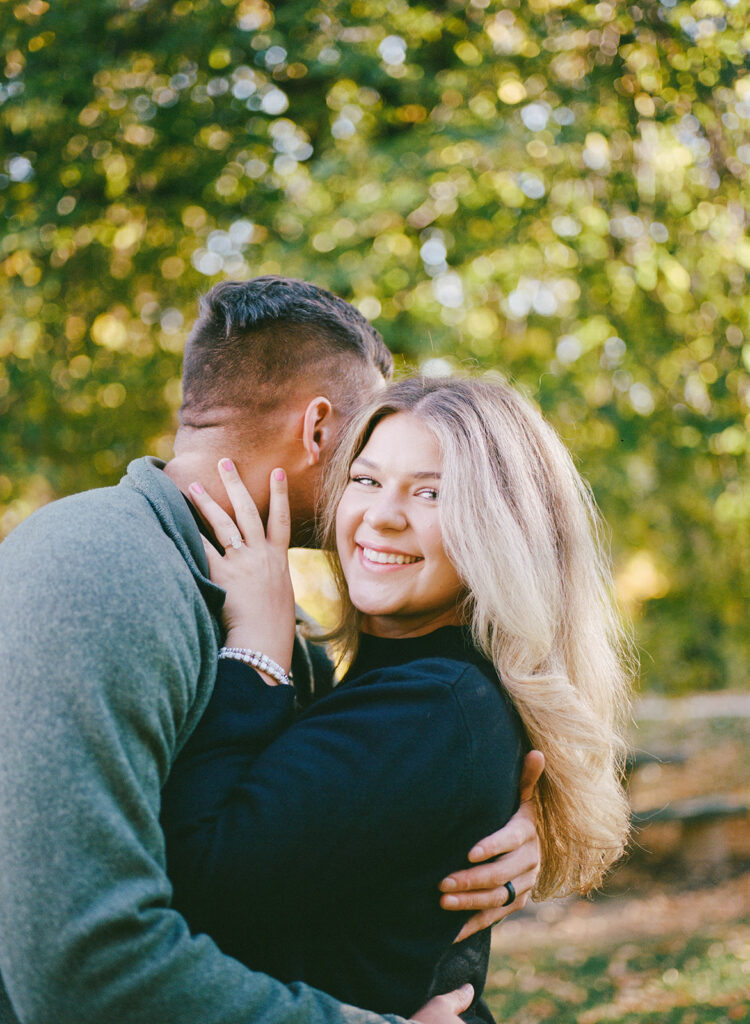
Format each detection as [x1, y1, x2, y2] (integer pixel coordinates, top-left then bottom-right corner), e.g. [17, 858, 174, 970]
[335, 412, 464, 638]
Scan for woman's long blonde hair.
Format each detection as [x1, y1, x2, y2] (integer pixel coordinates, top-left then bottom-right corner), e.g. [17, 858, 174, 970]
[318, 375, 634, 899]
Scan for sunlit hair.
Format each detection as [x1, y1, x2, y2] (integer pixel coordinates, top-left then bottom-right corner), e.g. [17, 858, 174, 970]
[318, 375, 634, 899]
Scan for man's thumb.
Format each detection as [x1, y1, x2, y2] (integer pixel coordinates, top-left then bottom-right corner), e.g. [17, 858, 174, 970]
[519, 749, 545, 802]
[445, 983, 474, 1013]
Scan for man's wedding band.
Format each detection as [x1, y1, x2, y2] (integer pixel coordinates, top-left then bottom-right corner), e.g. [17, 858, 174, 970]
[229, 534, 243, 550]
[502, 881, 516, 907]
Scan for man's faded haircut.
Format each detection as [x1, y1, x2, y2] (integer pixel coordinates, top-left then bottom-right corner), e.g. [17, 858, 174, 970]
[180, 277, 393, 425]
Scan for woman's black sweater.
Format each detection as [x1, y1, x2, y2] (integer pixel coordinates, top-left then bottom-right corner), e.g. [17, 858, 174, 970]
[161, 627, 525, 1022]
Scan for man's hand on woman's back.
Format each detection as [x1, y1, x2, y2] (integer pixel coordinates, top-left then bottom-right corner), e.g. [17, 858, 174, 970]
[411, 983, 475, 1024]
[440, 750, 545, 941]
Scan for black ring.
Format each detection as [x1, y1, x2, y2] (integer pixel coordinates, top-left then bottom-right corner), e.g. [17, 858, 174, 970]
[502, 880, 516, 907]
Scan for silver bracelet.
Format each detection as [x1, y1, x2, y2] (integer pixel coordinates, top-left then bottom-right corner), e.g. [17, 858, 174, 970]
[218, 647, 293, 687]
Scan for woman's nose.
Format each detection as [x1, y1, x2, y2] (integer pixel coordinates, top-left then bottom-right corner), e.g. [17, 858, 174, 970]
[363, 492, 407, 531]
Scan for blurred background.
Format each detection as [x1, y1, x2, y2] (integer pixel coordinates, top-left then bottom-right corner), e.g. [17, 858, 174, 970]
[1, 1, 748, 1019]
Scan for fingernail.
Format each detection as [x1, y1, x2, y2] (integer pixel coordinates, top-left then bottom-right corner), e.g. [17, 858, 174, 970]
[471, 845, 485, 859]
[220, 459, 234, 473]
[189, 482, 204, 495]
[441, 877, 457, 891]
[274, 468, 285, 481]
[443, 895, 459, 908]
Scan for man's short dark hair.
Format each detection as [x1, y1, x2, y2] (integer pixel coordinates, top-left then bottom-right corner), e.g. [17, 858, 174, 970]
[181, 277, 393, 424]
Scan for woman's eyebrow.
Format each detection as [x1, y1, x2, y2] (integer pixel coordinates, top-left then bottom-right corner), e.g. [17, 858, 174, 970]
[351, 457, 441, 479]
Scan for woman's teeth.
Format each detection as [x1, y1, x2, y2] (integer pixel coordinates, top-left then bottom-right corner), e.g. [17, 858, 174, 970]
[362, 547, 421, 565]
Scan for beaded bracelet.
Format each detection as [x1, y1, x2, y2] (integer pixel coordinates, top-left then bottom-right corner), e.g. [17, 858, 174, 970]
[218, 647, 293, 687]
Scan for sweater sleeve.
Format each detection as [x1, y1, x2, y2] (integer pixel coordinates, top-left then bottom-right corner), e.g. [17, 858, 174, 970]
[161, 661, 481, 952]
[0, 501, 404, 1024]
[160, 659, 297, 834]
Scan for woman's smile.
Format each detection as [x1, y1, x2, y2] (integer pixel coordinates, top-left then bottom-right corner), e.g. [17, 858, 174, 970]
[358, 544, 424, 568]
[335, 413, 464, 638]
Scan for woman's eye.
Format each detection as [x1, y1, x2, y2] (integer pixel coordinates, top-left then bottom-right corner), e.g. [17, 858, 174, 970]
[416, 487, 439, 501]
[350, 475, 379, 487]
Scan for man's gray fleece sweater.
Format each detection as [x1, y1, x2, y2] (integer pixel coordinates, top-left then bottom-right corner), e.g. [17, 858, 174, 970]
[0, 457, 404, 1024]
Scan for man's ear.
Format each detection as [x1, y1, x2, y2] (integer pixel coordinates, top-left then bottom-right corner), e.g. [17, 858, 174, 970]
[301, 396, 335, 466]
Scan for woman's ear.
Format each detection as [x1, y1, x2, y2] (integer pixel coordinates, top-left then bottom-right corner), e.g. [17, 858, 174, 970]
[301, 396, 335, 466]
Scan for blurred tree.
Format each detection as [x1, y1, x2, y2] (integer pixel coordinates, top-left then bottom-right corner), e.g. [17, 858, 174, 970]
[1, 0, 748, 692]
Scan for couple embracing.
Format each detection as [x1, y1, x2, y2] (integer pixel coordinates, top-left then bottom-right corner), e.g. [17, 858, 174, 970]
[0, 277, 631, 1024]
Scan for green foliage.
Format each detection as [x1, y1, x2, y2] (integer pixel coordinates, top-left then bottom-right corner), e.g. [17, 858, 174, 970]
[1, 0, 748, 692]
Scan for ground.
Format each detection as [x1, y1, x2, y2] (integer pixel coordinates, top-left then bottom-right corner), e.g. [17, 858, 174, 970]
[486, 874, 750, 1023]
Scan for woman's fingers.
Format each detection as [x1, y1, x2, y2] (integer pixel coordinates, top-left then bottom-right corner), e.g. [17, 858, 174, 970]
[199, 535, 222, 574]
[216, 459, 265, 545]
[190, 462, 291, 552]
[266, 469, 291, 550]
[189, 481, 245, 552]
[215, 460, 290, 549]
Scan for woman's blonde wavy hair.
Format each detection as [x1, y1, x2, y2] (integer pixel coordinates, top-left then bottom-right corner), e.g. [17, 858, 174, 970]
[318, 375, 634, 899]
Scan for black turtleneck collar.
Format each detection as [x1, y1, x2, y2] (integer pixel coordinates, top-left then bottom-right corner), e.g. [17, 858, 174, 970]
[346, 626, 482, 681]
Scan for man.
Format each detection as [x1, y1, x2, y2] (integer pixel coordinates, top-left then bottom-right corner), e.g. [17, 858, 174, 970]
[0, 278, 542, 1024]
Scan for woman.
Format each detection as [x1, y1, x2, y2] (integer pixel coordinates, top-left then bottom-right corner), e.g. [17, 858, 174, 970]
[161, 375, 632, 1022]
